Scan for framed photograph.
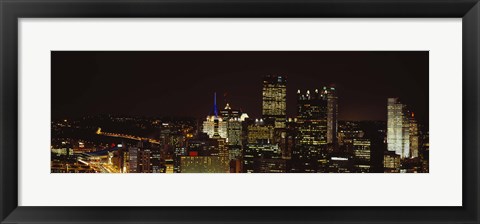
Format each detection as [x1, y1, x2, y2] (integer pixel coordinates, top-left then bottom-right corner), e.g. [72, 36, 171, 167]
[1, 0, 479, 223]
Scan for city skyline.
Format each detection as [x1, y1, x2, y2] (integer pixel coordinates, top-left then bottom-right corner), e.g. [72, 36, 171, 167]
[52, 51, 429, 124]
[51, 51, 429, 174]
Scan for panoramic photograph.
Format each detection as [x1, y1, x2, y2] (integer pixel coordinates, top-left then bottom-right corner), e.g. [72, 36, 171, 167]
[51, 51, 429, 173]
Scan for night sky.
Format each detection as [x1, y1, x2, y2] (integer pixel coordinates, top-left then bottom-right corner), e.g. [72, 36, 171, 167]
[52, 51, 429, 124]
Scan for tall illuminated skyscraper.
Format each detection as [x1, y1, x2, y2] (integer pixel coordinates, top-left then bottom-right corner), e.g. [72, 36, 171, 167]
[262, 75, 287, 128]
[387, 98, 410, 158]
[296, 89, 328, 147]
[325, 86, 338, 145]
[293, 89, 328, 172]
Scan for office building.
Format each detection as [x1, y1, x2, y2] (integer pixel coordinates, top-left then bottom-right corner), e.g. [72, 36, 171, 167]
[326, 156, 351, 173]
[180, 156, 230, 173]
[409, 113, 419, 158]
[387, 98, 410, 158]
[203, 93, 227, 139]
[128, 147, 138, 173]
[325, 86, 338, 145]
[246, 119, 275, 144]
[220, 103, 245, 146]
[293, 89, 328, 172]
[262, 75, 287, 128]
[384, 151, 401, 173]
[352, 139, 371, 172]
[137, 148, 152, 173]
[243, 140, 284, 173]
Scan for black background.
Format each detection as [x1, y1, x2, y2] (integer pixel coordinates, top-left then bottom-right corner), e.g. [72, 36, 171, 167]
[52, 51, 428, 124]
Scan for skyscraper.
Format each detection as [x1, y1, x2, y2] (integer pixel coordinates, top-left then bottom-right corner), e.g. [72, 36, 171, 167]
[352, 139, 371, 172]
[128, 147, 138, 173]
[220, 103, 246, 146]
[262, 75, 287, 128]
[325, 86, 338, 145]
[293, 89, 328, 172]
[409, 113, 419, 158]
[387, 98, 410, 158]
[296, 89, 328, 146]
[243, 139, 284, 173]
[137, 148, 152, 173]
[246, 119, 275, 144]
[384, 150, 401, 173]
[203, 93, 227, 139]
[203, 116, 227, 139]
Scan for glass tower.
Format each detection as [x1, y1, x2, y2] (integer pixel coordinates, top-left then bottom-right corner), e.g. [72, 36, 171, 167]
[387, 98, 410, 158]
[325, 86, 338, 145]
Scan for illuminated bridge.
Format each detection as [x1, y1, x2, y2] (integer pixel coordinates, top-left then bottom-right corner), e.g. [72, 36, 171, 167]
[95, 128, 160, 145]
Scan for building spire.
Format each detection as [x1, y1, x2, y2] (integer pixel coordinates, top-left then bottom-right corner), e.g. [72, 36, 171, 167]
[214, 92, 218, 118]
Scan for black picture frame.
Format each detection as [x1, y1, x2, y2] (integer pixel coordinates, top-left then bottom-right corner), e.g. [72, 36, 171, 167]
[1, 0, 479, 223]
